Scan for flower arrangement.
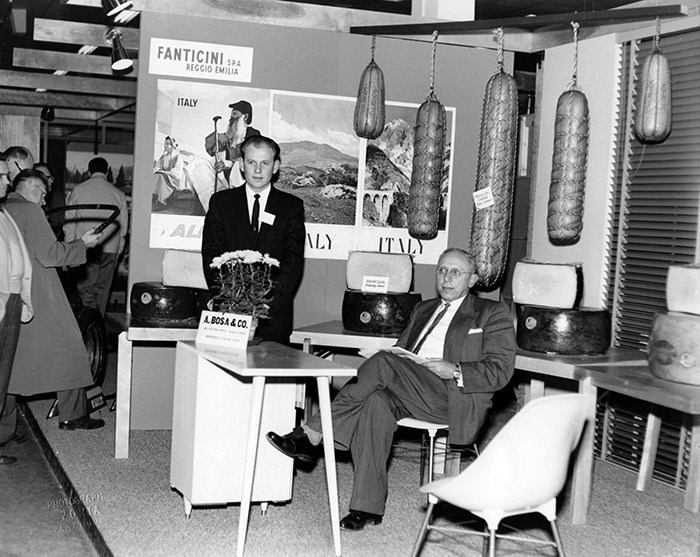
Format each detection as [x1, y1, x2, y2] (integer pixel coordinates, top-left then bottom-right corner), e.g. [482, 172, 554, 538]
[209, 250, 279, 319]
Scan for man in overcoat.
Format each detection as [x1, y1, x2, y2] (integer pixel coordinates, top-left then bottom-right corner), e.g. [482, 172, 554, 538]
[267, 247, 516, 529]
[4, 169, 104, 431]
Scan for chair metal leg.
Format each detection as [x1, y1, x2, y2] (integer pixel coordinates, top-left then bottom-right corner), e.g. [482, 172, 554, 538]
[427, 429, 436, 482]
[410, 501, 435, 557]
[550, 519, 566, 557]
[488, 528, 496, 557]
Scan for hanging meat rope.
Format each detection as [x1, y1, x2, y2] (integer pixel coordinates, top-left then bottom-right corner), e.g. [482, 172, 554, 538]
[633, 17, 672, 144]
[408, 31, 446, 241]
[354, 35, 386, 140]
[547, 21, 590, 245]
[469, 27, 519, 288]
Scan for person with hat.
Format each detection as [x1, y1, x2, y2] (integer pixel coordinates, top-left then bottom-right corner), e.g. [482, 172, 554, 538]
[204, 99, 260, 189]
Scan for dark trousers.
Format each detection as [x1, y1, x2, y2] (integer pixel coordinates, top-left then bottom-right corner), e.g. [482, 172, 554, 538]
[306, 352, 450, 515]
[3, 388, 87, 434]
[0, 294, 22, 443]
[76, 250, 118, 315]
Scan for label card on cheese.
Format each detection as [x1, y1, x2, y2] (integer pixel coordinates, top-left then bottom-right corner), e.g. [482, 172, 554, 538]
[473, 186, 495, 210]
[197, 311, 252, 349]
[361, 276, 389, 293]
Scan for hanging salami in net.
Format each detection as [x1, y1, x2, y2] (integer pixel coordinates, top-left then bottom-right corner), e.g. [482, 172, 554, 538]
[408, 31, 446, 241]
[547, 21, 590, 245]
[469, 27, 519, 288]
[354, 36, 386, 140]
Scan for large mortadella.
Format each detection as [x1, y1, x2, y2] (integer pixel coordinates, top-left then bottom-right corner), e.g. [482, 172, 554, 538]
[469, 69, 519, 288]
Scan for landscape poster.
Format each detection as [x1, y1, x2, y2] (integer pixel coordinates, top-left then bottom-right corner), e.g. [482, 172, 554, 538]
[149, 79, 455, 264]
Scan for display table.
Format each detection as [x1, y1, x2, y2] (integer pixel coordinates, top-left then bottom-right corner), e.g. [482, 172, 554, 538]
[172, 340, 357, 557]
[290, 319, 397, 354]
[114, 316, 198, 458]
[575, 361, 700, 514]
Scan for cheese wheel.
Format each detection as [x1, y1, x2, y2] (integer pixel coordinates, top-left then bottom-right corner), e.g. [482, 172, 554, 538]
[162, 249, 208, 290]
[342, 291, 421, 336]
[346, 251, 413, 293]
[666, 265, 700, 316]
[649, 311, 700, 385]
[130, 282, 198, 326]
[512, 260, 581, 309]
[517, 305, 610, 355]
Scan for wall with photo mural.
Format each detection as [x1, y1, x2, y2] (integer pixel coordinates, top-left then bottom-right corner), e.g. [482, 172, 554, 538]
[131, 11, 508, 331]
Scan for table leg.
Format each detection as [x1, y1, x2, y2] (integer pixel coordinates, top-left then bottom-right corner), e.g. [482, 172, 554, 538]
[237, 376, 266, 557]
[114, 332, 132, 459]
[571, 378, 596, 525]
[317, 376, 342, 557]
[529, 378, 545, 402]
[684, 415, 700, 513]
[637, 411, 662, 492]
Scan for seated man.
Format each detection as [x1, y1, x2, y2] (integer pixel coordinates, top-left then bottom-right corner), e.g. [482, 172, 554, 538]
[267, 247, 516, 531]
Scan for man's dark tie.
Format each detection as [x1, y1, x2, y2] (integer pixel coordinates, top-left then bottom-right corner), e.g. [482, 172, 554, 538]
[251, 194, 260, 236]
[411, 302, 450, 354]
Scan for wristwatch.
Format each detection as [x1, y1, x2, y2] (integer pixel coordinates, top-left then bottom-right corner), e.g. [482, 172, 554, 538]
[452, 363, 463, 386]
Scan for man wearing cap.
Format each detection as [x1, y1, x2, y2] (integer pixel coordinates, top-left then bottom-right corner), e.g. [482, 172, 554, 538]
[204, 99, 260, 188]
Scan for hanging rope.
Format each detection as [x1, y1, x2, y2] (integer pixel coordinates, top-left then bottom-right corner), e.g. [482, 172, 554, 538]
[371, 35, 376, 61]
[429, 30, 438, 93]
[568, 21, 580, 90]
[654, 16, 661, 51]
[493, 27, 505, 73]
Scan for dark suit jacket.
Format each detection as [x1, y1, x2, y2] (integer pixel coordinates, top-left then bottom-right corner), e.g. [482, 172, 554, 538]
[395, 293, 516, 444]
[201, 184, 305, 343]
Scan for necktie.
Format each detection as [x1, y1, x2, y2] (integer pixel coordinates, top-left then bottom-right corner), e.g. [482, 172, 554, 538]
[411, 302, 450, 354]
[251, 194, 260, 236]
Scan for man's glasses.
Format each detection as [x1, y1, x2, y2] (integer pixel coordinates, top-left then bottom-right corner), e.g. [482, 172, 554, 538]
[436, 267, 471, 280]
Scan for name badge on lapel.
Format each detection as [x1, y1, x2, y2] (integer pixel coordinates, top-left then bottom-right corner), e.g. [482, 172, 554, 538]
[260, 211, 275, 226]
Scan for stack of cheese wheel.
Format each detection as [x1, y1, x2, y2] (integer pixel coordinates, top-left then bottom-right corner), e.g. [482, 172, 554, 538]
[512, 260, 610, 355]
[130, 282, 200, 326]
[342, 251, 421, 336]
[162, 249, 211, 319]
[648, 265, 700, 385]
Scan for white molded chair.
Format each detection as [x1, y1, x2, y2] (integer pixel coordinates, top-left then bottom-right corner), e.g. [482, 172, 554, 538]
[410, 393, 594, 557]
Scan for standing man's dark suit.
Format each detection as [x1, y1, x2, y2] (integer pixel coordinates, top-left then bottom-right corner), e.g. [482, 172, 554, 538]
[267, 248, 516, 529]
[201, 136, 305, 344]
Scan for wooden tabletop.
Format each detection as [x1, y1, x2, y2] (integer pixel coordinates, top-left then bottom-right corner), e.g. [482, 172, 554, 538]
[575, 362, 700, 414]
[290, 320, 398, 350]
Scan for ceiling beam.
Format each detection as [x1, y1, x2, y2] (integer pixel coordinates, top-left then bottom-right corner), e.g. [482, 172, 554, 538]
[349, 5, 688, 36]
[33, 18, 140, 50]
[0, 70, 136, 98]
[0, 89, 134, 112]
[13, 48, 139, 77]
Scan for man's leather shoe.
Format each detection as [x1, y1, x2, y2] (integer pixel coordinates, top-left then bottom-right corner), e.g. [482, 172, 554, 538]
[0, 433, 25, 447]
[59, 415, 105, 430]
[0, 455, 17, 465]
[266, 427, 317, 463]
[340, 510, 383, 531]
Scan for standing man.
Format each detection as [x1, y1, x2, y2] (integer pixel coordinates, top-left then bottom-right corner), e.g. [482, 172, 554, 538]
[5, 169, 104, 431]
[64, 157, 129, 315]
[3, 146, 34, 185]
[201, 135, 305, 344]
[267, 248, 516, 529]
[0, 154, 33, 464]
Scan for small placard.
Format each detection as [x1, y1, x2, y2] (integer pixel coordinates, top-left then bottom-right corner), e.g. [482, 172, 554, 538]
[473, 186, 495, 210]
[361, 276, 389, 293]
[197, 311, 252, 349]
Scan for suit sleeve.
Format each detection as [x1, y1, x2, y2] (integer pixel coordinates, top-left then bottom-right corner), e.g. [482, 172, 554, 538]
[267, 196, 305, 314]
[457, 301, 516, 394]
[26, 203, 87, 268]
[201, 193, 226, 290]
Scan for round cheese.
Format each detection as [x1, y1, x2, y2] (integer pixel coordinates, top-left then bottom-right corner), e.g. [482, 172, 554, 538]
[649, 311, 700, 385]
[512, 260, 582, 309]
[130, 282, 198, 325]
[666, 265, 700, 316]
[346, 251, 413, 293]
[342, 291, 421, 336]
[517, 305, 611, 355]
